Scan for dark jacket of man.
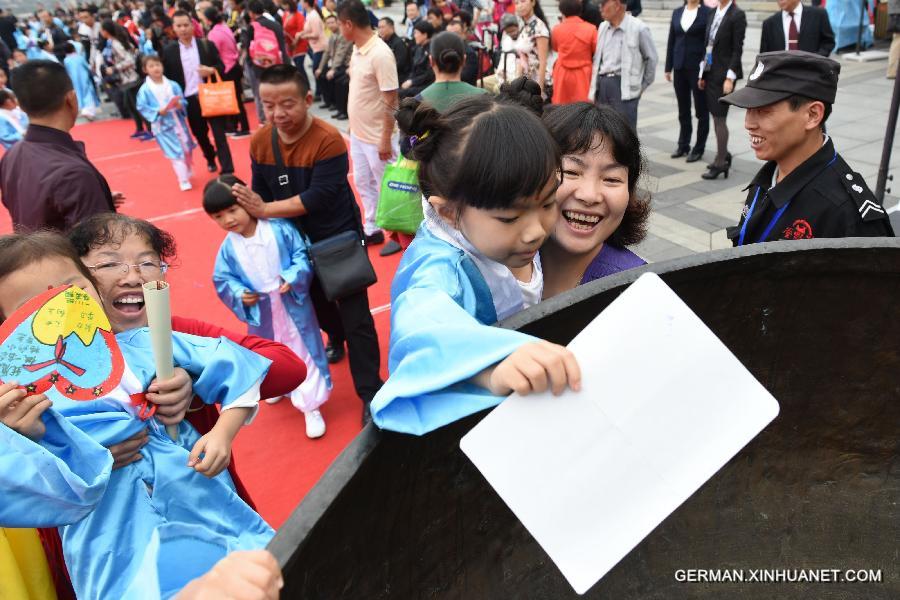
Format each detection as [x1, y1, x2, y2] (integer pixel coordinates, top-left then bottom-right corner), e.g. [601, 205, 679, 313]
[0, 125, 114, 232]
[161, 36, 226, 92]
[728, 137, 894, 245]
[759, 5, 835, 56]
[408, 43, 434, 88]
[384, 32, 412, 82]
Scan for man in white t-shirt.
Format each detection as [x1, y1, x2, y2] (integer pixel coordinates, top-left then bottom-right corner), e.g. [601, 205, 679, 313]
[339, 0, 400, 251]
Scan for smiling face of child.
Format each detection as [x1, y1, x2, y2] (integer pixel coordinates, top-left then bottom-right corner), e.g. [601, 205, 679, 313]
[436, 175, 560, 270]
[144, 58, 165, 80]
[0, 256, 101, 321]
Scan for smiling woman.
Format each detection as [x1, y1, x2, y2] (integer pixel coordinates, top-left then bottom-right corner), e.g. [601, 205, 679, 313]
[540, 102, 650, 300]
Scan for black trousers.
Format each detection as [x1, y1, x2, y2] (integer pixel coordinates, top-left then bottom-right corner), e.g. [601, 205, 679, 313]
[123, 81, 149, 132]
[320, 71, 349, 113]
[185, 93, 234, 173]
[673, 67, 709, 153]
[309, 274, 383, 404]
[222, 64, 251, 133]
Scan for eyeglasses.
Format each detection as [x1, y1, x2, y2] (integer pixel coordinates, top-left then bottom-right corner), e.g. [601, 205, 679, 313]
[86, 260, 169, 278]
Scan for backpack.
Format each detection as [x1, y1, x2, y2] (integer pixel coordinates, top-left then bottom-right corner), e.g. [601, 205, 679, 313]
[249, 20, 282, 67]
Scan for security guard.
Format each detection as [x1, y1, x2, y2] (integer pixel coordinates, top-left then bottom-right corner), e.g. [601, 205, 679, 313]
[722, 51, 894, 246]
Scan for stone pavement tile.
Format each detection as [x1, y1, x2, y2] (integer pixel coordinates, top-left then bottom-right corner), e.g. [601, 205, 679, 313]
[686, 184, 751, 222]
[646, 212, 717, 252]
[646, 161, 681, 178]
[829, 121, 900, 144]
[633, 233, 697, 263]
[648, 183, 710, 208]
[842, 142, 900, 166]
[658, 203, 736, 233]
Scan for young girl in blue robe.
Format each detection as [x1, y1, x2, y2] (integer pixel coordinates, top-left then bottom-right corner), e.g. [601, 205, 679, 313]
[136, 54, 195, 191]
[205, 176, 333, 439]
[0, 233, 275, 599]
[63, 42, 100, 120]
[369, 95, 582, 436]
[0, 90, 27, 149]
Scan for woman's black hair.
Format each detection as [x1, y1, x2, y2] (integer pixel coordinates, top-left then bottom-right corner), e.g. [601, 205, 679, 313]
[430, 31, 465, 73]
[414, 19, 435, 37]
[101, 18, 136, 49]
[543, 102, 650, 247]
[204, 6, 223, 24]
[558, 0, 581, 17]
[395, 94, 560, 211]
[202, 174, 248, 214]
[68, 213, 178, 263]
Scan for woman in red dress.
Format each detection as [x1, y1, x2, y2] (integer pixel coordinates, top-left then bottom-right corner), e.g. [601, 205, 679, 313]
[551, 0, 598, 104]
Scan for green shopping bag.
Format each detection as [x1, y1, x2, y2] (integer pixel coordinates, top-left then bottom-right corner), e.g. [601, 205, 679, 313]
[376, 157, 424, 235]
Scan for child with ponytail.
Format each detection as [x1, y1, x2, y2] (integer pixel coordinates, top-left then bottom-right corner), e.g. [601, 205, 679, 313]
[370, 93, 581, 435]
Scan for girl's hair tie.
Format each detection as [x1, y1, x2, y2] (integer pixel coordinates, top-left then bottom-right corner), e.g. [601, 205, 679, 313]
[409, 131, 430, 147]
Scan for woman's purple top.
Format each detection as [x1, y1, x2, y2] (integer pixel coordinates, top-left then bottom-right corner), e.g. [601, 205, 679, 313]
[579, 244, 646, 284]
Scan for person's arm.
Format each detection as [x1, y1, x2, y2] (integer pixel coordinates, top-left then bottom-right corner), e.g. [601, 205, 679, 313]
[818, 10, 835, 56]
[198, 39, 225, 77]
[535, 34, 549, 92]
[378, 88, 399, 160]
[175, 550, 283, 600]
[758, 18, 771, 54]
[664, 14, 675, 76]
[726, 10, 746, 90]
[212, 243, 262, 325]
[639, 25, 657, 91]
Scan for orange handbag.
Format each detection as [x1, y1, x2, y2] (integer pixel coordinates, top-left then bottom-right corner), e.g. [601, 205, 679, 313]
[198, 69, 239, 117]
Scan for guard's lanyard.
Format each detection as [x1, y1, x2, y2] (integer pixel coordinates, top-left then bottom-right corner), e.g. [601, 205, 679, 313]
[738, 151, 838, 246]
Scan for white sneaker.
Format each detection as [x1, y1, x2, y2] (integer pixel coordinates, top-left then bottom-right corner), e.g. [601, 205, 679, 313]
[179, 181, 193, 191]
[304, 409, 326, 439]
[264, 396, 282, 405]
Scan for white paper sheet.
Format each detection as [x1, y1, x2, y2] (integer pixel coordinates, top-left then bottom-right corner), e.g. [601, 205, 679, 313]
[460, 272, 780, 595]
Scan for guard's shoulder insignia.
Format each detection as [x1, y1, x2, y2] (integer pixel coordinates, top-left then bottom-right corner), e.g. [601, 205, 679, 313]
[835, 163, 888, 222]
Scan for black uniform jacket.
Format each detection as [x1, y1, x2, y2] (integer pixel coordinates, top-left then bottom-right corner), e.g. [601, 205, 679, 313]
[728, 137, 895, 246]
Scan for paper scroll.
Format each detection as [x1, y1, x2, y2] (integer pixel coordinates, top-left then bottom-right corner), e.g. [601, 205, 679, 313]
[142, 281, 178, 440]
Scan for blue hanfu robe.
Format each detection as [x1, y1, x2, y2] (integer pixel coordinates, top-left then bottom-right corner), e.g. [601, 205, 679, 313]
[136, 78, 194, 160]
[2, 327, 275, 599]
[64, 52, 100, 114]
[213, 218, 332, 410]
[0, 108, 27, 149]
[369, 222, 537, 435]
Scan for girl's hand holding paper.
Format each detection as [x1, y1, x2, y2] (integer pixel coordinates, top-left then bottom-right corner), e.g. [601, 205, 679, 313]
[483, 341, 582, 397]
[187, 429, 233, 478]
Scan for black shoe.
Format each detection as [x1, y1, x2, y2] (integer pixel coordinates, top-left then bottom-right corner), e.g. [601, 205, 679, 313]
[708, 152, 732, 169]
[701, 164, 730, 180]
[320, 103, 333, 110]
[379, 239, 403, 257]
[325, 341, 345, 364]
[686, 149, 704, 163]
[206, 162, 217, 172]
[231, 130, 251, 138]
[333, 112, 348, 121]
[364, 231, 385, 245]
[670, 147, 689, 159]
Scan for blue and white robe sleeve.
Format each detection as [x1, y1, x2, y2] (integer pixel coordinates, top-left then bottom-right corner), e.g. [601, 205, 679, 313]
[273, 218, 314, 293]
[213, 237, 261, 326]
[118, 329, 271, 422]
[0, 409, 111, 527]
[370, 233, 535, 435]
[0, 117, 23, 149]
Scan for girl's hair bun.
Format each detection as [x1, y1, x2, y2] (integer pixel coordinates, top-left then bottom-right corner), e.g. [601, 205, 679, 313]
[395, 97, 446, 162]
[498, 76, 545, 116]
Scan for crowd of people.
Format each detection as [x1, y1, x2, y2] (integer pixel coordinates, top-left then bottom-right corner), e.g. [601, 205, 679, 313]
[0, 0, 896, 599]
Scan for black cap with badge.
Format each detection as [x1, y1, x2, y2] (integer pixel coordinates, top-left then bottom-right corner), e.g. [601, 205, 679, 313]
[721, 50, 841, 108]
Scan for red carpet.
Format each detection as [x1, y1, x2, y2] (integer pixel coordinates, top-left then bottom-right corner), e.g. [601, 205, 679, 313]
[0, 114, 400, 528]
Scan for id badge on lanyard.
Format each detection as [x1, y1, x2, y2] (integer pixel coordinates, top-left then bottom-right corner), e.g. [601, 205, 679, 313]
[706, 45, 713, 67]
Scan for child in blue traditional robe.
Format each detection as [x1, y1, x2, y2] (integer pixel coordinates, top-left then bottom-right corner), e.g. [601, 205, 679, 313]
[369, 94, 582, 436]
[0, 90, 28, 149]
[63, 41, 100, 120]
[136, 54, 195, 191]
[204, 176, 333, 439]
[0, 233, 275, 599]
